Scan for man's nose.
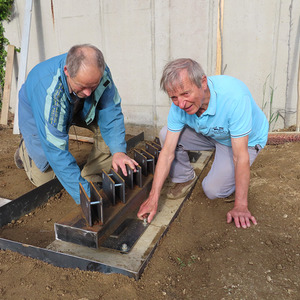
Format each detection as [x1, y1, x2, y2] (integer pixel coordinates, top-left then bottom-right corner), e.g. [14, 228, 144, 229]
[178, 97, 186, 109]
[82, 88, 92, 97]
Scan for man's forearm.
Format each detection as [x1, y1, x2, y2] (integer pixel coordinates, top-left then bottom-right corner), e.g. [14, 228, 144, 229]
[234, 160, 250, 207]
[149, 149, 174, 199]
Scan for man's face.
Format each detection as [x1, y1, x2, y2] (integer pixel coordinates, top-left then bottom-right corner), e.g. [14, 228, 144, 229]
[64, 65, 102, 99]
[166, 69, 209, 116]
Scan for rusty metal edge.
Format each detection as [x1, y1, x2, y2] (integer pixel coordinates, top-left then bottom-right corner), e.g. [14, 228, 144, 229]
[0, 178, 63, 227]
[0, 132, 147, 279]
[126, 132, 144, 151]
[0, 238, 139, 279]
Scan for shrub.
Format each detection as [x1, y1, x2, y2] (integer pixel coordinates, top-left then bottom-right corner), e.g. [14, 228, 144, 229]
[0, 0, 14, 107]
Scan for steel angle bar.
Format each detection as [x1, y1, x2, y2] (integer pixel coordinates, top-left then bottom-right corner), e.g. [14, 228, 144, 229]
[109, 169, 126, 203]
[89, 182, 104, 225]
[0, 178, 63, 227]
[154, 137, 160, 145]
[133, 150, 148, 176]
[119, 164, 134, 189]
[145, 142, 161, 162]
[80, 183, 93, 226]
[102, 170, 116, 206]
[140, 149, 155, 175]
[151, 140, 161, 150]
[133, 165, 142, 188]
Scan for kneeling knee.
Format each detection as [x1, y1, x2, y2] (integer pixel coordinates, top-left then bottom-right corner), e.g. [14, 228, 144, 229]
[202, 180, 218, 200]
[202, 180, 235, 200]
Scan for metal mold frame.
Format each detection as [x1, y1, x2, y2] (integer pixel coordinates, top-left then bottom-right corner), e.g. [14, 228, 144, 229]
[0, 146, 213, 280]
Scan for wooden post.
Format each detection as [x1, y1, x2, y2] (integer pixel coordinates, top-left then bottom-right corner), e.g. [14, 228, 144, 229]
[215, 0, 224, 75]
[296, 53, 300, 131]
[0, 45, 15, 125]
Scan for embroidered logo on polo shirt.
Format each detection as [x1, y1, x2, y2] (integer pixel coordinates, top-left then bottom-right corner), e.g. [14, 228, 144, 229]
[209, 126, 229, 138]
[212, 126, 225, 133]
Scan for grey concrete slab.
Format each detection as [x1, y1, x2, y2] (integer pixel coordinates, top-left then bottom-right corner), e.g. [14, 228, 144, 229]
[0, 197, 11, 207]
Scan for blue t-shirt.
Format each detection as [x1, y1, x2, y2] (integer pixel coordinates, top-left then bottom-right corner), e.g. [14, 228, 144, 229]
[167, 75, 269, 148]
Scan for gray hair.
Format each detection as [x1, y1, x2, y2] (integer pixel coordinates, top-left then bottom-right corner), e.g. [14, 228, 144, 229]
[160, 58, 206, 92]
[66, 44, 105, 78]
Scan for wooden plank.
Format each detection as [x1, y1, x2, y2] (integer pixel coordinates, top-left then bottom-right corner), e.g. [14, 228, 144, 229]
[296, 52, 300, 131]
[0, 45, 15, 125]
[215, 0, 224, 75]
[69, 134, 94, 143]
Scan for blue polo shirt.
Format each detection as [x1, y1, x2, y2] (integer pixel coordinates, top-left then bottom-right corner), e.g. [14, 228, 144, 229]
[167, 75, 269, 148]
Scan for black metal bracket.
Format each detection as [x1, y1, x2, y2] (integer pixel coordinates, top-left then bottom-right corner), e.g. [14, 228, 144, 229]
[145, 141, 161, 163]
[55, 135, 159, 250]
[80, 182, 103, 227]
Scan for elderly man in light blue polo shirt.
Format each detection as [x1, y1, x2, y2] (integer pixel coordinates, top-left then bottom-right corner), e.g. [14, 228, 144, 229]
[138, 58, 269, 229]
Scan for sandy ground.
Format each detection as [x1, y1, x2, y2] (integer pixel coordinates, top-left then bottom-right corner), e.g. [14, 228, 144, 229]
[0, 124, 300, 300]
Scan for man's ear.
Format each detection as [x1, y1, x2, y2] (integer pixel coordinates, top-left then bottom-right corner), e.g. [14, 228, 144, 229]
[201, 75, 208, 90]
[63, 66, 69, 77]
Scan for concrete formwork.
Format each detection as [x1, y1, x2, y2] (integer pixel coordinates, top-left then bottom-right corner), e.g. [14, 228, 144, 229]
[3, 0, 300, 136]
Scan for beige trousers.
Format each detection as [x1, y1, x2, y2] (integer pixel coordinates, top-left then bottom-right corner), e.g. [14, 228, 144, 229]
[18, 125, 112, 187]
[19, 138, 56, 186]
[80, 125, 112, 182]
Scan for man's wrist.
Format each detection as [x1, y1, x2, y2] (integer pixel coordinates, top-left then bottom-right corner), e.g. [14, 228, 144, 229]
[234, 199, 248, 208]
[149, 189, 160, 203]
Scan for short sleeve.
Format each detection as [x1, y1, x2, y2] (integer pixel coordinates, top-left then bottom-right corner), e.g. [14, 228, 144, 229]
[167, 103, 185, 132]
[229, 95, 252, 138]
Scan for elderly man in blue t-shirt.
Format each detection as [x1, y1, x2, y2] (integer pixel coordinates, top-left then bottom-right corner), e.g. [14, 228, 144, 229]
[138, 58, 269, 229]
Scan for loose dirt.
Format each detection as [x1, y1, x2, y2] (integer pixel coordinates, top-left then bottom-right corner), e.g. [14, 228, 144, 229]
[0, 124, 299, 300]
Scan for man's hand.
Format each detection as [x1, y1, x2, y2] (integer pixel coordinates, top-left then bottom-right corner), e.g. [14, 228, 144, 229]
[112, 152, 138, 176]
[227, 205, 257, 228]
[137, 196, 158, 223]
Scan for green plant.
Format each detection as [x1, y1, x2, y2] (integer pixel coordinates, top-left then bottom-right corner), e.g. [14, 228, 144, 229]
[0, 0, 14, 108]
[267, 86, 280, 128]
[176, 255, 198, 268]
[176, 257, 186, 268]
[262, 74, 280, 130]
